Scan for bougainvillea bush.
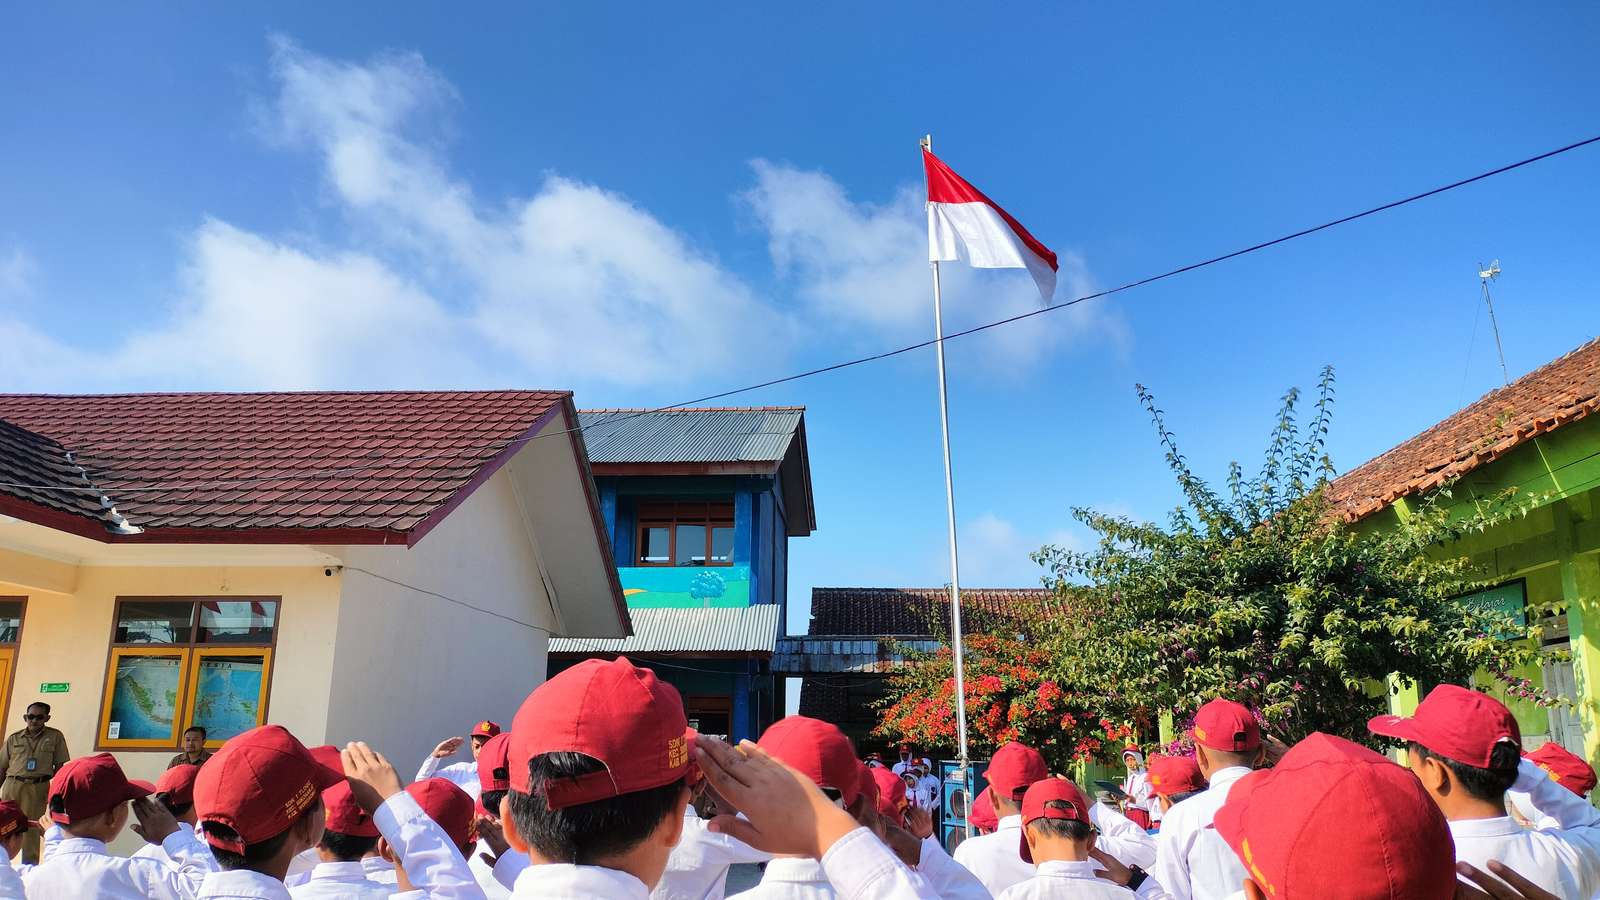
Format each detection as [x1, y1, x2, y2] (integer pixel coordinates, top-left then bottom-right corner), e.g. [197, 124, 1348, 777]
[879, 370, 1558, 762]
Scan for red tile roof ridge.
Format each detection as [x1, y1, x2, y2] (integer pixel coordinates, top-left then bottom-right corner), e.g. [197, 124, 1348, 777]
[0, 388, 572, 399]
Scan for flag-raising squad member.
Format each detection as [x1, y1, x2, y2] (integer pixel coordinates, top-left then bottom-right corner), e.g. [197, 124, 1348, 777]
[418, 721, 503, 800]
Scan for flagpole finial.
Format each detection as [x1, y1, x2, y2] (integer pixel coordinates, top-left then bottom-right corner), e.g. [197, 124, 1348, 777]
[920, 134, 931, 151]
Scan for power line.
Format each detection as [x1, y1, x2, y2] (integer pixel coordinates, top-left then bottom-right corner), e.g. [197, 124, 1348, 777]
[3, 131, 1598, 498]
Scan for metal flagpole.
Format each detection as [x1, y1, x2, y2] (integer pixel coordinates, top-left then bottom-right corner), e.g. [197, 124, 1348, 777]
[921, 134, 972, 782]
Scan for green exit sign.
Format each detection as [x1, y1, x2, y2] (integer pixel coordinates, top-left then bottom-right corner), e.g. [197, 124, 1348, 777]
[38, 683, 69, 694]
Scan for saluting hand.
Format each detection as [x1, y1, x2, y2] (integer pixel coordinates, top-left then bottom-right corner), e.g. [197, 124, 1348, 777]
[343, 742, 405, 813]
[476, 814, 509, 866]
[696, 736, 859, 860]
[431, 737, 465, 759]
[1454, 861, 1561, 900]
[904, 805, 934, 840]
[129, 796, 180, 845]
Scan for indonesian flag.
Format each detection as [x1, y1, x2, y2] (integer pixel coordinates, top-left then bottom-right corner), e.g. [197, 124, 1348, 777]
[924, 148, 1058, 303]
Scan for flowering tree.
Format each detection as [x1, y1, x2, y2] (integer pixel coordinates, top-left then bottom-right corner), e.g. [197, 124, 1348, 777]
[879, 370, 1558, 760]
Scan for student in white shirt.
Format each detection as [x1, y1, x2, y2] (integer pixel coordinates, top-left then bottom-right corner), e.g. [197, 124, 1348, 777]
[371, 776, 485, 899]
[951, 740, 1050, 895]
[287, 779, 389, 899]
[892, 745, 933, 779]
[1369, 683, 1600, 898]
[913, 768, 942, 813]
[0, 800, 35, 898]
[1151, 699, 1264, 900]
[653, 796, 770, 900]
[999, 778, 1134, 900]
[1119, 749, 1158, 825]
[24, 752, 216, 900]
[416, 721, 502, 800]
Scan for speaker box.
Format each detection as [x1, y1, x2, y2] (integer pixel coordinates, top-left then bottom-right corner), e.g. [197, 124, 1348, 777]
[938, 759, 989, 855]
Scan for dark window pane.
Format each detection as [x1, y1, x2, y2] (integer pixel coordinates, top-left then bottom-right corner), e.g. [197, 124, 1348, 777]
[640, 527, 671, 563]
[198, 601, 278, 644]
[189, 654, 266, 740]
[0, 601, 22, 644]
[710, 527, 734, 564]
[675, 525, 706, 566]
[116, 601, 193, 644]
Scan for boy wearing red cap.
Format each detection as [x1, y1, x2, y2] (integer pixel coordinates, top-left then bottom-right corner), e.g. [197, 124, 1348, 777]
[1213, 732, 1458, 900]
[1151, 699, 1263, 900]
[24, 752, 214, 899]
[952, 741, 1049, 895]
[0, 800, 38, 893]
[968, 788, 998, 836]
[285, 780, 389, 899]
[997, 779, 1134, 899]
[1145, 756, 1206, 817]
[467, 730, 528, 899]
[1368, 683, 1600, 898]
[418, 720, 503, 800]
[130, 763, 217, 871]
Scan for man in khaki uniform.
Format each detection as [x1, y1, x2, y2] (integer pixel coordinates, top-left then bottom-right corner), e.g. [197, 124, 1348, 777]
[0, 701, 69, 862]
[166, 725, 212, 769]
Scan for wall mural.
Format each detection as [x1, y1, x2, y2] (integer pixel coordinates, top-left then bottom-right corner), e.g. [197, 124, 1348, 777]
[618, 565, 752, 608]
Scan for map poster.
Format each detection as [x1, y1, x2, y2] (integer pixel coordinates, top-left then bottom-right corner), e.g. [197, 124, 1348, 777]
[108, 655, 183, 741]
[190, 655, 265, 741]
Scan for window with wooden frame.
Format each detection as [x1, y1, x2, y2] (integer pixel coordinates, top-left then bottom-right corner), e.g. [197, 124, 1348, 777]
[636, 501, 735, 567]
[0, 598, 25, 729]
[98, 597, 279, 751]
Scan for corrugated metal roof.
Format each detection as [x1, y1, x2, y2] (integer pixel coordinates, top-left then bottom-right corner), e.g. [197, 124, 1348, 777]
[549, 604, 781, 655]
[577, 408, 804, 465]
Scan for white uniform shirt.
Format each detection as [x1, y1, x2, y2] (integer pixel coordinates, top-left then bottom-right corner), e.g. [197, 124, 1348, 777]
[997, 859, 1137, 900]
[197, 868, 294, 899]
[1451, 758, 1600, 898]
[1151, 766, 1251, 900]
[469, 839, 527, 899]
[734, 856, 836, 899]
[373, 787, 483, 899]
[914, 834, 991, 900]
[287, 860, 393, 899]
[951, 813, 1033, 896]
[654, 804, 771, 900]
[1122, 770, 1160, 823]
[415, 756, 483, 800]
[133, 822, 218, 870]
[1089, 803, 1157, 870]
[24, 830, 217, 899]
[914, 777, 942, 811]
[0, 853, 24, 900]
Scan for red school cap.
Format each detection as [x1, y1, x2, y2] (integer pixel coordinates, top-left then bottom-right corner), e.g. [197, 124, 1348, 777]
[1147, 755, 1206, 797]
[1192, 699, 1261, 752]
[154, 764, 201, 808]
[986, 741, 1049, 800]
[1018, 779, 1090, 864]
[407, 778, 477, 849]
[1367, 684, 1520, 768]
[477, 732, 512, 795]
[509, 657, 691, 809]
[0, 801, 35, 838]
[471, 721, 502, 740]
[1214, 733, 1456, 900]
[969, 786, 998, 832]
[856, 762, 878, 804]
[1525, 742, 1597, 797]
[193, 725, 346, 853]
[756, 717, 862, 807]
[870, 765, 909, 824]
[321, 779, 380, 838]
[48, 754, 151, 824]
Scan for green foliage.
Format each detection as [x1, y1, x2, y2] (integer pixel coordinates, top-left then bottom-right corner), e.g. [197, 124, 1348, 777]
[879, 368, 1558, 760]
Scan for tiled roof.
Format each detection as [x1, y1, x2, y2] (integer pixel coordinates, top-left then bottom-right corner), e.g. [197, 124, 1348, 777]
[578, 407, 804, 465]
[1327, 339, 1600, 521]
[0, 419, 137, 533]
[548, 605, 781, 656]
[805, 587, 1058, 637]
[0, 390, 569, 541]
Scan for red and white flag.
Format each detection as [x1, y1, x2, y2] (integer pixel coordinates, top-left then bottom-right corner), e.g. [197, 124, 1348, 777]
[923, 148, 1058, 303]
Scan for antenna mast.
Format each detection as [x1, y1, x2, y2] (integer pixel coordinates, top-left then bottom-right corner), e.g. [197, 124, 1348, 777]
[1478, 260, 1509, 386]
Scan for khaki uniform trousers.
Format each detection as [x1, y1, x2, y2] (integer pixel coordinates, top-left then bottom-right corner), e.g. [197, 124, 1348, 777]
[0, 776, 48, 863]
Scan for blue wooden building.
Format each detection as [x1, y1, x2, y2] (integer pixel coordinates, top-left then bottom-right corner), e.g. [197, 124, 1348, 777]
[548, 407, 815, 742]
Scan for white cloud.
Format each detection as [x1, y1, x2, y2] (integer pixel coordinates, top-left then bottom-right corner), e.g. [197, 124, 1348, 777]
[0, 246, 35, 301]
[743, 161, 1124, 369]
[956, 512, 1084, 587]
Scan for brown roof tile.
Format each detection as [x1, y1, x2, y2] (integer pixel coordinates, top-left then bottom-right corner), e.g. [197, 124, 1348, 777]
[0, 390, 569, 541]
[1327, 338, 1600, 521]
[806, 587, 1058, 637]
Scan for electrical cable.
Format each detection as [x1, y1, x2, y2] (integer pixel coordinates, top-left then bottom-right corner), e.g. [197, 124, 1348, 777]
[3, 132, 1599, 497]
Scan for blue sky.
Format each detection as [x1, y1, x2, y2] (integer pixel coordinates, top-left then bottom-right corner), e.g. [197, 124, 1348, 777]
[4, 4, 1599, 635]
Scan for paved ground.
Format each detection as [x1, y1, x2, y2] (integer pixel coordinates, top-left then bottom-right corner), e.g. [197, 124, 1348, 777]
[726, 863, 764, 894]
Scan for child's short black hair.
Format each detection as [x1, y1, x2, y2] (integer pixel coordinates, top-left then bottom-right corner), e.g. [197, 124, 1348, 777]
[1027, 801, 1095, 841]
[507, 751, 685, 864]
[480, 789, 507, 821]
[156, 794, 193, 819]
[1408, 741, 1520, 802]
[207, 801, 322, 872]
[1165, 789, 1202, 806]
[318, 829, 378, 862]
